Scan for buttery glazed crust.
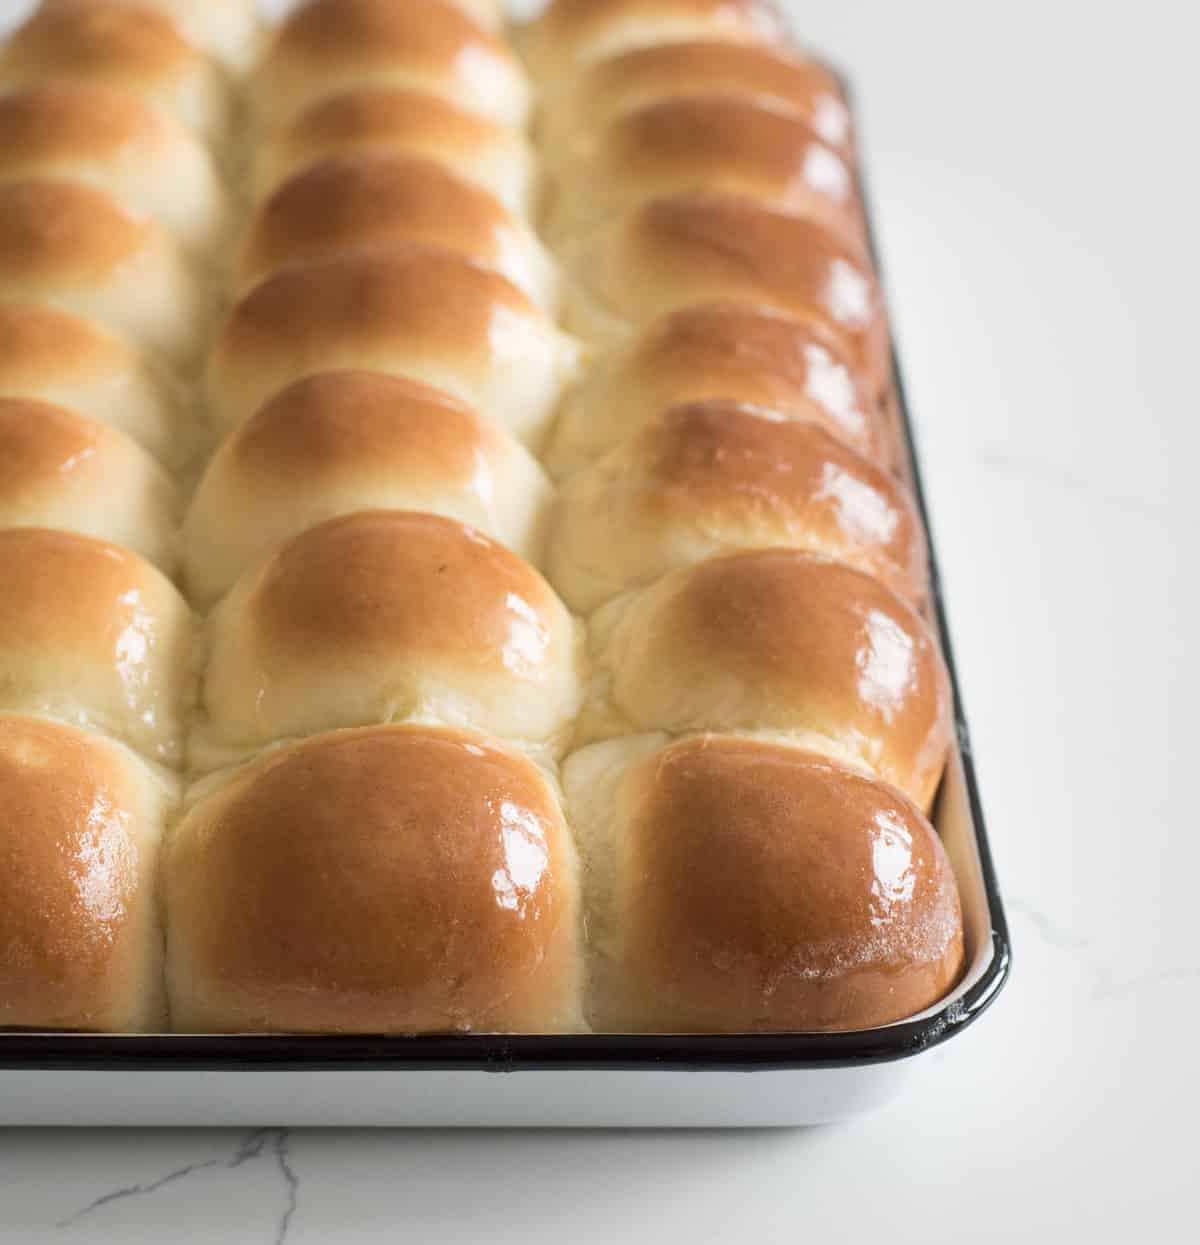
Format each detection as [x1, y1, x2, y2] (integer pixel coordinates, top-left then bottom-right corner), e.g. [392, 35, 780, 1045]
[0, 179, 203, 362]
[547, 300, 884, 476]
[549, 39, 852, 155]
[236, 153, 555, 306]
[0, 177, 147, 276]
[549, 401, 926, 611]
[0, 303, 185, 469]
[207, 246, 577, 447]
[586, 736, 963, 1032]
[256, 0, 530, 129]
[0, 81, 228, 251]
[195, 511, 583, 767]
[0, 1, 232, 140]
[524, 0, 787, 75]
[547, 95, 863, 248]
[0, 713, 176, 1031]
[41, 0, 264, 70]
[586, 548, 951, 808]
[0, 528, 193, 766]
[0, 398, 179, 572]
[184, 371, 551, 609]
[566, 192, 888, 391]
[252, 87, 535, 211]
[167, 724, 583, 1033]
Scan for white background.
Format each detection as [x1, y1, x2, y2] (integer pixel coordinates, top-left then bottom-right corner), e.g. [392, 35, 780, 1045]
[0, 0, 1196, 1241]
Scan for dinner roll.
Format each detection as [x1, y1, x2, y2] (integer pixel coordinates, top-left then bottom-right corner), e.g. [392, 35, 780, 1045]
[563, 193, 888, 393]
[546, 300, 883, 477]
[582, 549, 950, 808]
[562, 734, 963, 1032]
[0, 82, 228, 253]
[251, 87, 535, 213]
[0, 1, 232, 143]
[167, 724, 583, 1034]
[255, 0, 530, 131]
[47, 0, 264, 71]
[236, 154, 557, 309]
[545, 96, 862, 249]
[0, 303, 187, 469]
[0, 714, 176, 1032]
[539, 39, 852, 159]
[207, 247, 577, 447]
[193, 512, 584, 772]
[0, 398, 180, 572]
[549, 402, 925, 611]
[523, 0, 787, 80]
[183, 371, 552, 609]
[0, 179, 205, 364]
[0, 528, 193, 766]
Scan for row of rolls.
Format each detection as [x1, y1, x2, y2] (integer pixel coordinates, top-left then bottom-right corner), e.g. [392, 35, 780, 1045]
[0, 0, 965, 1039]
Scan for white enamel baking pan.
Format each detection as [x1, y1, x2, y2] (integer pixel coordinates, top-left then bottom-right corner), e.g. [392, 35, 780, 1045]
[0, 735, 1010, 1125]
[0, 0, 1011, 1124]
[0, 317, 1012, 1129]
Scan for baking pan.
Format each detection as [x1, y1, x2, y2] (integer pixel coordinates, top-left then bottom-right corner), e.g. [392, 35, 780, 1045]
[0, 80, 1011, 1130]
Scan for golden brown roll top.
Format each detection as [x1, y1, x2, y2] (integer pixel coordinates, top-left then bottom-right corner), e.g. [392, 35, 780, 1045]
[549, 402, 926, 611]
[193, 512, 584, 772]
[236, 154, 557, 308]
[0, 398, 180, 572]
[583, 548, 950, 808]
[0, 528, 193, 766]
[541, 39, 852, 157]
[0, 179, 205, 363]
[255, 0, 531, 131]
[251, 87, 536, 213]
[0, 82, 228, 253]
[564, 192, 888, 391]
[0, 1, 233, 142]
[545, 96, 862, 249]
[207, 247, 578, 447]
[0, 303, 187, 469]
[524, 0, 787, 79]
[0, 713, 176, 1032]
[547, 300, 884, 476]
[562, 734, 963, 1032]
[167, 724, 583, 1034]
[183, 371, 552, 609]
[47, 0, 263, 71]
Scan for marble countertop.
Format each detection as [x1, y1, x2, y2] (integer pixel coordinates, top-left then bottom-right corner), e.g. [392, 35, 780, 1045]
[0, 0, 1194, 1240]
